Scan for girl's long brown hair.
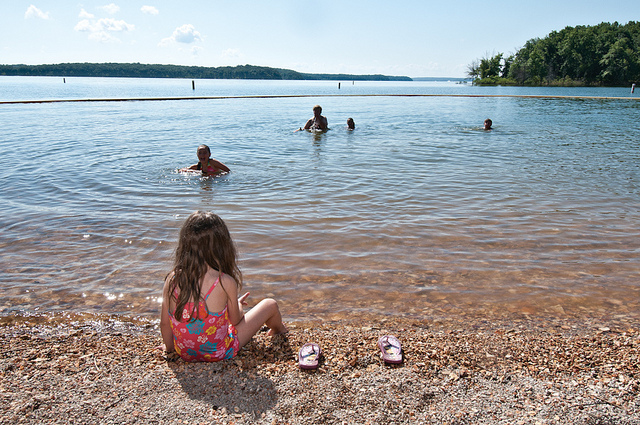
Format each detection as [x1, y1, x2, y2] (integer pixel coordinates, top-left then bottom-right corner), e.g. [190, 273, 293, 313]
[168, 211, 242, 322]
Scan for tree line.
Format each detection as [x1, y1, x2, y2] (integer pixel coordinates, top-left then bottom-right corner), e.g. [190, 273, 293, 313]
[0, 62, 411, 82]
[468, 21, 640, 86]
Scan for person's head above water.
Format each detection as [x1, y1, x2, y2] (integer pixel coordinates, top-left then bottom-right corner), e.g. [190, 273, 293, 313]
[347, 118, 355, 130]
[197, 144, 211, 163]
[301, 105, 328, 131]
[484, 118, 493, 130]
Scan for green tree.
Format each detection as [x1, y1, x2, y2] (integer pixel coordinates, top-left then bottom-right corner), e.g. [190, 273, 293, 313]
[600, 36, 638, 84]
[479, 53, 503, 78]
[466, 59, 480, 79]
[501, 55, 514, 78]
[478, 20, 640, 86]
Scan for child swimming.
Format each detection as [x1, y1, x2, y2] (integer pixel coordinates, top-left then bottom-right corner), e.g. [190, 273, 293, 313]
[181, 144, 230, 176]
[347, 118, 355, 130]
[160, 211, 287, 362]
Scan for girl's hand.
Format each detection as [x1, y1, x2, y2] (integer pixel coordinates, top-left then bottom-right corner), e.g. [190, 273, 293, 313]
[238, 292, 250, 308]
[156, 343, 174, 353]
[237, 292, 249, 321]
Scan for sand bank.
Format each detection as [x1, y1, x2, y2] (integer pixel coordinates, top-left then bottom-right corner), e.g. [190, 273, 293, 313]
[1, 314, 638, 424]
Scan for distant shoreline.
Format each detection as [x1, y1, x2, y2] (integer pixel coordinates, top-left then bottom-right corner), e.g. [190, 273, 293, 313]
[0, 62, 412, 82]
[411, 76, 468, 82]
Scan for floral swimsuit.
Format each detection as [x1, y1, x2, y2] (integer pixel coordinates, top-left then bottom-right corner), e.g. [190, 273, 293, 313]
[169, 276, 240, 362]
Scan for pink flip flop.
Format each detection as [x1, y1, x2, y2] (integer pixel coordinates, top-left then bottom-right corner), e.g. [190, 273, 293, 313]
[378, 335, 403, 364]
[298, 343, 322, 370]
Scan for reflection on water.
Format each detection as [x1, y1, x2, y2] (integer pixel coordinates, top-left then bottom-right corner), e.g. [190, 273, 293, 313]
[1, 79, 640, 323]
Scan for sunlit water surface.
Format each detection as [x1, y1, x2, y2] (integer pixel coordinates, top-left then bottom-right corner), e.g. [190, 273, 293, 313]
[1, 77, 639, 323]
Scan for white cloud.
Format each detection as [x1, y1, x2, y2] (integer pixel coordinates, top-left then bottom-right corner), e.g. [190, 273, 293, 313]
[89, 31, 119, 43]
[159, 24, 203, 46]
[74, 19, 92, 31]
[141, 5, 159, 15]
[25, 5, 50, 20]
[173, 24, 203, 43]
[98, 3, 120, 15]
[100, 18, 133, 32]
[75, 17, 134, 33]
[79, 9, 94, 19]
[222, 48, 241, 59]
[75, 17, 135, 43]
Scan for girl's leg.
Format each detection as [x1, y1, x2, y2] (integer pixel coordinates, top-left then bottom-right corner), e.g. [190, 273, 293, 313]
[235, 298, 287, 348]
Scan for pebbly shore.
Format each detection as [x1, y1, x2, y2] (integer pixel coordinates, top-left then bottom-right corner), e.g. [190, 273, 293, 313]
[1, 314, 639, 425]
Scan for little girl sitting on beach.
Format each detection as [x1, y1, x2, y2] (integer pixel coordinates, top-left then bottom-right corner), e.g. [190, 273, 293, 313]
[160, 211, 287, 362]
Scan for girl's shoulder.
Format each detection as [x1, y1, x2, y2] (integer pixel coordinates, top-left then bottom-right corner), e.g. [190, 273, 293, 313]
[218, 272, 238, 292]
[163, 271, 176, 292]
[219, 271, 235, 284]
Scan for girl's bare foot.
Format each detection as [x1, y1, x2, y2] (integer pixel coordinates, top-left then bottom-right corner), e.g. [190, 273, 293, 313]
[267, 324, 288, 336]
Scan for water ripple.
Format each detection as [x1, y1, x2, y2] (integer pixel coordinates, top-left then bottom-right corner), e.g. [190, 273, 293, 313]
[2, 79, 640, 320]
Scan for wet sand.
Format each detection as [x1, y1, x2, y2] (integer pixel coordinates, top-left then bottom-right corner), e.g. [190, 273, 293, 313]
[1, 312, 638, 424]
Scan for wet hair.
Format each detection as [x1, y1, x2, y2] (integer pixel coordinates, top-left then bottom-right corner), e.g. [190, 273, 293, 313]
[484, 118, 492, 126]
[168, 211, 242, 322]
[313, 105, 322, 114]
[197, 144, 211, 155]
[347, 118, 355, 129]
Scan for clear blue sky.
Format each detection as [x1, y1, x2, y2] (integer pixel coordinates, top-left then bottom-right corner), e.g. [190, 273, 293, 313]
[2, 1, 638, 78]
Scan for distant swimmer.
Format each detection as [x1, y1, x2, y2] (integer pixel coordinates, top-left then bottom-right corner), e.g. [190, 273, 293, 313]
[484, 118, 493, 131]
[298, 105, 328, 131]
[347, 118, 355, 130]
[180, 144, 230, 176]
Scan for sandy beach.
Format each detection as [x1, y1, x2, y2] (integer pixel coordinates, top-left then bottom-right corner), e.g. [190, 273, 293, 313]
[1, 313, 638, 425]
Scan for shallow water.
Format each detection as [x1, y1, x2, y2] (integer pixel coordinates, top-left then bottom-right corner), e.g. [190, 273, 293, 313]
[1, 77, 639, 322]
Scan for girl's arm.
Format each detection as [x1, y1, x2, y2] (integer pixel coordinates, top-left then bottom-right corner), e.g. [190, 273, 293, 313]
[220, 273, 246, 326]
[179, 164, 199, 172]
[160, 275, 175, 352]
[210, 158, 230, 173]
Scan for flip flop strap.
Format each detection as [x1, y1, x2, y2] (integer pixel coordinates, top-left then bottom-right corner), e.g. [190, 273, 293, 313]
[301, 346, 318, 359]
[381, 337, 400, 350]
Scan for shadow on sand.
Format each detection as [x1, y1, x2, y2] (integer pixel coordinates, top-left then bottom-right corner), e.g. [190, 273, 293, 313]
[168, 333, 294, 418]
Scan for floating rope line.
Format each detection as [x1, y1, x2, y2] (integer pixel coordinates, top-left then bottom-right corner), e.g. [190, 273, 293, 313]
[1, 93, 639, 105]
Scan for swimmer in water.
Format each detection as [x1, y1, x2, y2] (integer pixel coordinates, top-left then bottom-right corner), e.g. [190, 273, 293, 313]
[181, 144, 230, 176]
[347, 118, 355, 130]
[299, 105, 328, 131]
[484, 118, 493, 131]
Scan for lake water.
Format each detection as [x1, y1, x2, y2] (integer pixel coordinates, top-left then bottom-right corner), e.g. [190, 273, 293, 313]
[1, 76, 639, 324]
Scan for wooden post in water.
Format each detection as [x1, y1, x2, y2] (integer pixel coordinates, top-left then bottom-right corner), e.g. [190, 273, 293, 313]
[192, 80, 195, 90]
[63, 78, 66, 84]
[338, 82, 341, 89]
